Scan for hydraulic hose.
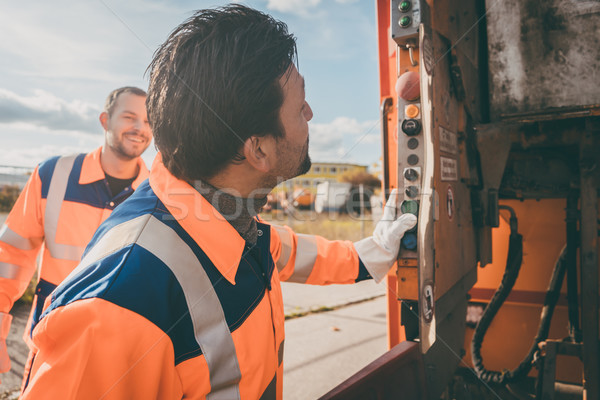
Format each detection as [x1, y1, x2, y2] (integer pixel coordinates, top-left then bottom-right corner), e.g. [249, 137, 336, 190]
[471, 205, 569, 384]
[471, 205, 523, 383]
[509, 246, 567, 380]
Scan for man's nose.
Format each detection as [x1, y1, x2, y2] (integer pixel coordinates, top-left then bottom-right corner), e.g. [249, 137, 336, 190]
[133, 118, 147, 133]
[304, 102, 313, 122]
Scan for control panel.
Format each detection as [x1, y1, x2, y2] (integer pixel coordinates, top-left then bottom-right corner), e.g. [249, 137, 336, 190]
[396, 72, 422, 259]
[391, 0, 421, 46]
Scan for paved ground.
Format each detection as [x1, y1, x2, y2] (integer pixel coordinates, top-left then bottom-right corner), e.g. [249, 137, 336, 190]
[281, 281, 389, 398]
[0, 302, 29, 399]
[281, 279, 386, 315]
[283, 296, 388, 399]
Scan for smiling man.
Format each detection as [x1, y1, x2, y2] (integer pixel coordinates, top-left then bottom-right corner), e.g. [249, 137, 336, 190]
[19, 7, 414, 400]
[0, 86, 151, 381]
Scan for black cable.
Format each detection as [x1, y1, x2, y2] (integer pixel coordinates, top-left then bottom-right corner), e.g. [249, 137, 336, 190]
[471, 205, 569, 384]
[471, 205, 523, 384]
[509, 246, 567, 379]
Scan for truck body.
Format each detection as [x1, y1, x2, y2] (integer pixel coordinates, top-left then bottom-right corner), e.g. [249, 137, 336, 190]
[321, 1, 600, 398]
[314, 181, 352, 213]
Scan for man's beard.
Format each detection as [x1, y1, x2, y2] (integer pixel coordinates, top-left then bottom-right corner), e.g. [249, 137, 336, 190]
[111, 133, 147, 160]
[285, 137, 311, 180]
[113, 143, 141, 160]
[261, 137, 311, 190]
[296, 143, 311, 176]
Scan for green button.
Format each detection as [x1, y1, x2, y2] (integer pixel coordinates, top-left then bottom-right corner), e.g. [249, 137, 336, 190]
[400, 200, 419, 215]
[400, 16, 412, 28]
[399, 1, 411, 12]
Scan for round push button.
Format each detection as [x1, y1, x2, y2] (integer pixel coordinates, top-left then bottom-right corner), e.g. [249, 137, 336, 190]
[401, 119, 421, 136]
[404, 168, 419, 181]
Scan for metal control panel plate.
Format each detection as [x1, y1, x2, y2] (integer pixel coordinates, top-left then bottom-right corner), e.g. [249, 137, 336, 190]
[391, 0, 421, 46]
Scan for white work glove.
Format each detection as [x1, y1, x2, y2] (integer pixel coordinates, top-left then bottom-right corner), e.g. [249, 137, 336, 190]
[354, 189, 417, 283]
[0, 312, 12, 380]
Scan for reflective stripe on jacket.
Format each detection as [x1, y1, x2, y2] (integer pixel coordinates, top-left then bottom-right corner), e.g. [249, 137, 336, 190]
[0, 146, 148, 329]
[21, 155, 372, 400]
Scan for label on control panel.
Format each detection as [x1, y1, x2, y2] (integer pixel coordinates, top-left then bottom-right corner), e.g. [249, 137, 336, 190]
[440, 157, 458, 181]
[439, 126, 458, 155]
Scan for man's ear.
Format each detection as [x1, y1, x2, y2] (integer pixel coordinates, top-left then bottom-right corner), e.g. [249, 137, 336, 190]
[99, 112, 109, 131]
[243, 135, 276, 172]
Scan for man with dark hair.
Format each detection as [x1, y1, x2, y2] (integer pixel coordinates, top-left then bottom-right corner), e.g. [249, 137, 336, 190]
[0, 86, 151, 382]
[20, 6, 415, 399]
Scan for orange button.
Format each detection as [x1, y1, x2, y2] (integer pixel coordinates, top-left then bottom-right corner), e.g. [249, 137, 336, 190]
[405, 104, 420, 119]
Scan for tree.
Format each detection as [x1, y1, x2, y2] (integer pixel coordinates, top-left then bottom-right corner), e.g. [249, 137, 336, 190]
[0, 185, 21, 212]
[340, 170, 381, 188]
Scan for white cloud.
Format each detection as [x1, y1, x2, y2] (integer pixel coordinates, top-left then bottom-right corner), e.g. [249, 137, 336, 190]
[0, 0, 183, 91]
[0, 4, 128, 81]
[0, 144, 99, 168]
[0, 1, 381, 168]
[309, 117, 379, 164]
[0, 89, 101, 133]
[0, 122, 156, 168]
[266, 0, 322, 16]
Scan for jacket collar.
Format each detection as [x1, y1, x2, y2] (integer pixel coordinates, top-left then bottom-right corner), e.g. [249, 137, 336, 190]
[149, 154, 245, 285]
[79, 146, 149, 188]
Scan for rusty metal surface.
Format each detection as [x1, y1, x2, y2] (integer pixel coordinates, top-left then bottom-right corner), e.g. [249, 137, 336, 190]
[0, 302, 29, 398]
[431, 0, 486, 122]
[486, 0, 600, 120]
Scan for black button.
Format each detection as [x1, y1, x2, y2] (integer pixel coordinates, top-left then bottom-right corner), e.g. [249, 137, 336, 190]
[404, 168, 419, 181]
[407, 154, 419, 165]
[407, 138, 419, 149]
[401, 119, 421, 136]
[405, 186, 419, 198]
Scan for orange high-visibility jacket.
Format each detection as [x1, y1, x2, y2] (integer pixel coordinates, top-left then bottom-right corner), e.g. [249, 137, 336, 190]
[21, 156, 385, 400]
[0, 147, 148, 336]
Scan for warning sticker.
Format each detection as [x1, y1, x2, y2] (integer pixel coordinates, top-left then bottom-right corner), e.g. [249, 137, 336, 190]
[446, 186, 454, 221]
[440, 157, 458, 181]
[439, 126, 458, 155]
[422, 283, 434, 323]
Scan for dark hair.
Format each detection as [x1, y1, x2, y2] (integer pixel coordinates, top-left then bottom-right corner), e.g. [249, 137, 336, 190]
[146, 4, 297, 181]
[104, 87, 147, 116]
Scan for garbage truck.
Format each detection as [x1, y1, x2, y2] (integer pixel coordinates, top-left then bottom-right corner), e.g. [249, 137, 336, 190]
[320, 1, 600, 399]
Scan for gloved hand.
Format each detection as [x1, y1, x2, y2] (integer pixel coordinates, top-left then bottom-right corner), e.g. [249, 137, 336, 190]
[0, 312, 13, 380]
[354, 189, 417, 282]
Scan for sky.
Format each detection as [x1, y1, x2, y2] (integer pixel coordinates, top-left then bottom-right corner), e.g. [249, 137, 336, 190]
[0, 0, 383, 170]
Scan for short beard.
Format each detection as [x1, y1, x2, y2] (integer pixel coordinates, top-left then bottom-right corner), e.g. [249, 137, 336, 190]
[259, 135, 311, 190]
[297, 150, 311, 176]
[113, 143, 141, 160]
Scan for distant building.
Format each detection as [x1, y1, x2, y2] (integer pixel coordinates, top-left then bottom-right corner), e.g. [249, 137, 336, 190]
[274, 161, 368, 194]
